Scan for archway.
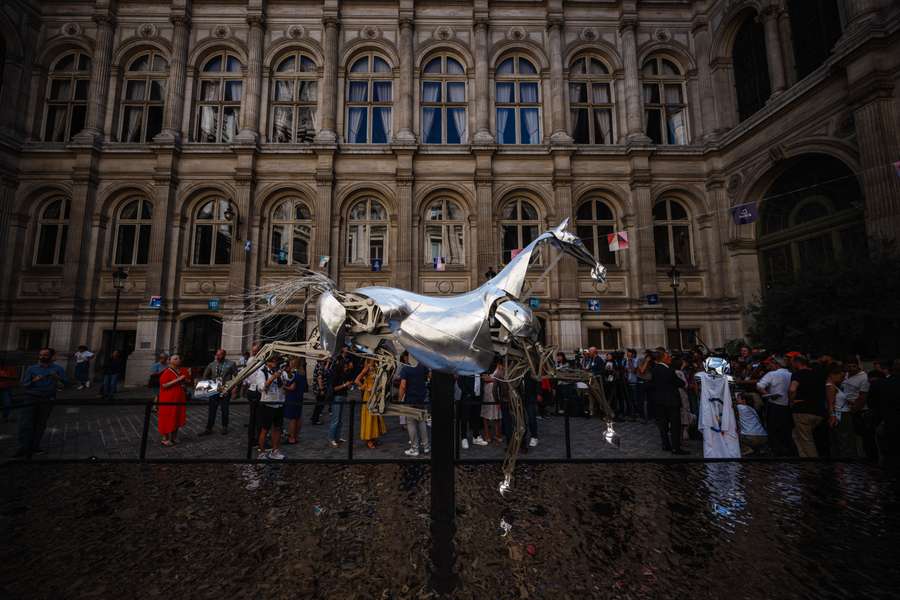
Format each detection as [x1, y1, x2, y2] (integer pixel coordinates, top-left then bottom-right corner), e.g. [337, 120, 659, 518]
[179, 315, 222, 369]
[757, 154, 865, 287]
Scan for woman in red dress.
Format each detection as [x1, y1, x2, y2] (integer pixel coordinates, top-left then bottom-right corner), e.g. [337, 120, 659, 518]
[158, 354, 189, 446]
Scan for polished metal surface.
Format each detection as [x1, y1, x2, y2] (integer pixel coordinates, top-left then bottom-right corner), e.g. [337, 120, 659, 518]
[317, 290, 347, 354]
[193, 379, 221, 400]
[703, 356, 731, 378]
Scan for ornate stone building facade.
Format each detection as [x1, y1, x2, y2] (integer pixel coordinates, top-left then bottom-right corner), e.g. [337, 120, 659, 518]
[0, 0, 897, 383]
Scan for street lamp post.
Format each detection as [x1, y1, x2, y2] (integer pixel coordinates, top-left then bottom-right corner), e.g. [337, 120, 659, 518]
[110, 267, 128, 362]
[668, 265, 682, 351]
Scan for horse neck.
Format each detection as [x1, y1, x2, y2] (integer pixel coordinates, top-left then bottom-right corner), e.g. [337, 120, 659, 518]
[488, 232, 555, 299]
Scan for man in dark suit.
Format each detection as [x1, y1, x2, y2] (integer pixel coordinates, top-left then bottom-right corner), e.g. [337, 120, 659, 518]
[647, 347, 688, 454]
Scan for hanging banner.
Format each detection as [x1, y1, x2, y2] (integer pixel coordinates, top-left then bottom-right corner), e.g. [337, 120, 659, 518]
[731, 201, 759, 225]
[510, 248, 523, 259]
[587, 299, 602, 312]
[148, 296, 162, 309]
[433, 256, 446, 271]
[607, 231, 629, 251]
[371, 258, 382, 272]
[528, 297, 540, 309]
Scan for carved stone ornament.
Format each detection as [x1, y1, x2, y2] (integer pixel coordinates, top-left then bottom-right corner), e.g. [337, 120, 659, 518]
[580, 27, 598, 42]
[200, 280, 215, 294]
[654, 28, 672, 42]
[61, 22, 82, 37]
[434, 25, 453, 41]
[593, 280, 610, 294]
[286, 24, 305, 39]
[726, 173, 742, 196]
[213, 24, 230, 39]
[436, 280, 453, 294]
[138, 23, 158, 38]
[768, 145, 785, 164]
[362, 25, 379, 40]
[507, 26, 527, 41]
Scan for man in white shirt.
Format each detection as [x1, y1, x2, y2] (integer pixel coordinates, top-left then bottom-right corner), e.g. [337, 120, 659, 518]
[756, 357, 794, 456]
[248, 356, 287, 460]
[841, 359, 869, 411]
[736, 395, 767, 456]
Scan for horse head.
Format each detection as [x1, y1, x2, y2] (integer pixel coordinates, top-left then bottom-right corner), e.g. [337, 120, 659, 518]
[550, 218, 608, 283]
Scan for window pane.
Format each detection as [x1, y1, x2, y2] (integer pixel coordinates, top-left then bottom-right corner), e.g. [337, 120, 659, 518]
[222, 108, 240, 142]
[497, 59, 514, 75]
[141, 200, 153, 220]
[424, 58, 441, 73]
[199, 105, 218, 142]
[194, 224, 212, 264]
[36, 224, 58, 264]
[642, 60, 658, 76]
[501, 224, 518, 263]
[592, 83, 610, 104]
[122, 106, 144, 142]
[293, 225, 310, 264]
[446, 82, 465, 103]
[151, 54, 168, 72]
[130, 54, 150, 72]
[496, 108, 516, 144]
[197, 201, 215, 220]
[577, 225, 595, 259]
[277, 55, 296, 73]
[447, 58, 464, 74]
[296, 107, 316, 140]
[597, 224, 614, 265]
[369, 224, 386, 262]
[299, 56, 316, 72]
[664, 84, 683, 105]
[350, 57, 369, 73]
[423, 107, 441, 143]
[295, 203, 311, 220]
[569, 82, 587, 103]
[593, 109, 612, 144]
[495, 82, 514, 103]
[75, 80, 89, 100]
[115, 224, 136, 264]
[518, 58, 537, 75]
[571, 58, 586, 75]
[672, 225, 691, 266]
[595, 201, 614, 221]
[763, 245, 793, 284]
[274, 79, 293, 101]
[666, 109, 686, 144]
[446, 108, 465, 144]
[373, 57, 391, 73]
[519, 108, 540, 144]
[373, 81, 392, 102]
[44, 106, 66, 142]
[272, 106, 293, 142]
[661, 59, 679, 75]
[521, 224, 538, 246]
[571, 108, 589, 143]
[348, 81, 368, 102]
[216, 200, 231, 221]
[519, 82, 538, 103]
[70, 106, 86, 137]
[520, 202, 538, 220]
[501, 202, 518, 220]
[643, 84, 660, 104]
[271, 224, 289, 264]
[215, 224, 232, 264]
[147, 106, 163, 140]
[50, 79, 71, 100]
[224, 81, 242, 102]
[369, 201, 386, 221]
[589, 58, 608, 75]
[200, 80, 219, 101]
[349, 201, 367, 221]
[298, 80, 317, 102]
[669, 201, 687, 220]
[422, 81, 441, 102]
[150, 79, 166, 101]
[653, 225, 672, 266]
[204, 56, 222, 72]
[576, 202, 593, 221]
[56, 226, 68, 263]
[225, 56, 241, 72]
[56, 54, 76, 72]
[372, 107, 391, 143]
[78, 55, 92, 71]
[645, 109, 663, 144]
[120, 200, 139, 220]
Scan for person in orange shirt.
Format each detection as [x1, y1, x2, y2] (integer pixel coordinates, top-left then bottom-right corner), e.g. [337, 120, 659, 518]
[158, 355, 190, 446]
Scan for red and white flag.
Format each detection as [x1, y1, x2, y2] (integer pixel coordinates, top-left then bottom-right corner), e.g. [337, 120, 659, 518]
[607, 231, 629, 251]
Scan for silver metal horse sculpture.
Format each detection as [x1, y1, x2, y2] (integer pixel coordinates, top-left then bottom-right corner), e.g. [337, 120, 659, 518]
[201, 218, 617, 494]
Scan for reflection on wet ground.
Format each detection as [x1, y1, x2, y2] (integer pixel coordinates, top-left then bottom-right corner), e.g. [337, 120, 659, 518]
[1, 462, 897, 598]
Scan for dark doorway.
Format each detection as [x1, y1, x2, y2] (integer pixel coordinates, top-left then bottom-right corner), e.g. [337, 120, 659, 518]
[99, 329, 136, 378]
[179, 315, 222, 369]
[733, 15, 771, 121]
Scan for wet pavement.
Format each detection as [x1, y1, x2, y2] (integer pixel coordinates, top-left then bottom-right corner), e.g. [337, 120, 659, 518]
[1, 461, 898, 599]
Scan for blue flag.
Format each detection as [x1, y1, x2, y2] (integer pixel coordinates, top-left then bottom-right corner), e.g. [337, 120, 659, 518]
[731, 201, 758, 225]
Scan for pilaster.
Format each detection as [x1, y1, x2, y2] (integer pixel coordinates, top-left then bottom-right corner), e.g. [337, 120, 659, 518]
[157, 7, 191, 142]
[395, 14, 416, 142]
[315, 14, 340, 143]
[236, 12, 266, 143]
[472, 17, 494, 143]
[73, 8, 117, 143]
[619, 16, 650, 143]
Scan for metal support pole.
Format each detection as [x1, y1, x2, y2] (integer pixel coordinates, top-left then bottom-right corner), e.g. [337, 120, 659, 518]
[429, 371, 458, 596]
[139, 399, 152, 461]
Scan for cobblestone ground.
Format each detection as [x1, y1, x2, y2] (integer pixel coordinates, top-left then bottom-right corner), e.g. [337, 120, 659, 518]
[0, 387, 701, 462]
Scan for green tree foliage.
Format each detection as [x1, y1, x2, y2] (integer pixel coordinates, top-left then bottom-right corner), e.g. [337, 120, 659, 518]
[747, 251, 900, 358]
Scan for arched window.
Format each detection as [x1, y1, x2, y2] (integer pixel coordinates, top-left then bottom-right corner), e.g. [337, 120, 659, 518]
[346, 54, 392, 144]
[569, 54, 614, 144]
[270, 198, 313, 266]
[641, 56, 688, 145]
[788, 0, 842, 80]
[43, 52, 91, 142]
[195, 52, 243, 143]
[421, 54, 467, 144]
[34, 198, 70, 265]
[732, 16, 771, 121]
[500, 197, 541, 264]
[192, 198, 233, 265]
[423, 197, 466, 266]
[653, 198, 693, 266]
[114, 198, 153, 265]
[495, 55, 541, 144]
[120, 51, 168, 142]
[758, 155, 865, 284]
[346, 197, 388, 266]
[576, 198, 618, 266]
[271, 51, 317, 143]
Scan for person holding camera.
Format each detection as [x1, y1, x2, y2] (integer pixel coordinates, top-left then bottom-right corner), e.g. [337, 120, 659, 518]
[248, 355, 288, 459]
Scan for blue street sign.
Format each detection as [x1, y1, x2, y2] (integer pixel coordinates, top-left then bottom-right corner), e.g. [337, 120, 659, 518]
[149, 296, 161, 309]
[528, 297, 540, 309]
[371, 258, 382, 272]
[587, 299, 602, 312]
[646, 293, 660, 305]
[208, 297, 221, 311]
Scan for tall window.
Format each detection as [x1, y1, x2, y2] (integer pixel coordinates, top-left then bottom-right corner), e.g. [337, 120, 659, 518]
[788, 0, 842, 80]
[195, 52, 243, 143]
[346, 54, 392, 143]
[43, 52, 91, 142]
[192, 198, 233, 265]
[114, 198, 153, 265]
[496, 56, 541, 144]
[346, 197, 388, 266]
[653, 198, 693, 267]
[642, 56, 687, 145]
[270, 198, 312, 266]
[569, 55, 614, 144]
[34, 198, 70, 265]
[500, 198, 541, 264]
[271, 52, 317, 143]
[119, 51, 168, 142]
[733, 17, 771, 121]
[421, 55, 467, 144]
[424, 197, 466, 265]
[576, 198, 618, 266]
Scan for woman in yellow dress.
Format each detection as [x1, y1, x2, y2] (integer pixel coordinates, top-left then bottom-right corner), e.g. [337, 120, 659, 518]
[354, 358, 387, 449]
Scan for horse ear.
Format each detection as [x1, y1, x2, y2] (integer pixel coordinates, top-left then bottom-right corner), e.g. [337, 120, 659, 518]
[553, 218, 570, 233]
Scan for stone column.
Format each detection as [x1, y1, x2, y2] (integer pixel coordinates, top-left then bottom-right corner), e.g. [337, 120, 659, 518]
[395, 17, 416, 142]
[236, 15, 266, 143]
[474, 151, 496, 275]
[314, 151, 335, 277]
[547, 18, 572, 143]
[777, 8, 796, 86]
[472, 18, 494, 143]
[760, 7, 786, 95]
[157, 14, 191, 142]
[691, 17, 719, 139]
[395, 178, 414, 290]
[620, 18, 649, 142]
[315, 16, 340, 143]
[74, 13, 116, 141]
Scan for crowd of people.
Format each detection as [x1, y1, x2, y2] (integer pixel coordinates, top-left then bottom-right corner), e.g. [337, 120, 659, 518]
[3, 342, 899, 467]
